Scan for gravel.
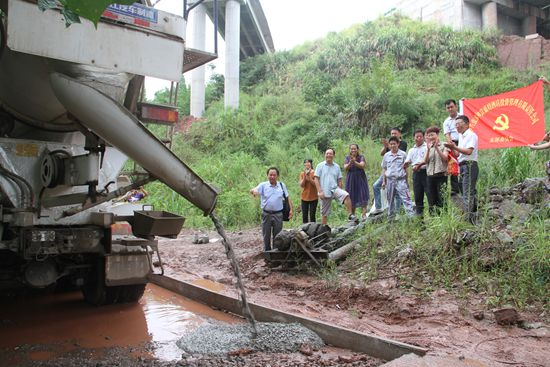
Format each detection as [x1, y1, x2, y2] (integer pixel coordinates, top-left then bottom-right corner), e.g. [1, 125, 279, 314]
[177, 322, 324, 355]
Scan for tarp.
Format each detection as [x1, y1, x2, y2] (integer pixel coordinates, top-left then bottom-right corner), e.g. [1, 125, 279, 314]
[462, 81, 545, 150]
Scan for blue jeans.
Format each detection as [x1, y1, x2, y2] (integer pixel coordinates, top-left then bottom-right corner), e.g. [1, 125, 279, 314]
[373, 175, 401, 211]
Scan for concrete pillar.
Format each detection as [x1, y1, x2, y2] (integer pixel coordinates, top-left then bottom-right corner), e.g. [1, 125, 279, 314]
[224, 0, 240, 109]
[481, 1, 498, 30]
[522, 16, 537, 36]
[190, 3, 206, 118]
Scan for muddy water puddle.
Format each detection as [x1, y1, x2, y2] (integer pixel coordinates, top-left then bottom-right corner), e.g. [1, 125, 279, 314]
[0, 283, 240, 365]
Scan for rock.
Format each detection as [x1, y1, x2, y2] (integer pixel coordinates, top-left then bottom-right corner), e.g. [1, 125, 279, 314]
[473, 311, 484, 320]
[490, 194, 504, 202]
[489, 186, 501, 195]
[397, 244, 413, 259]
[296, 291, 306, 297]
[521, 178, 547, 204]
[259, 285, 270, 291]
[494, 307, 519, 325]
[192, 234, 210, 244]
[337, 355, 354, 363]
[250, 266, 269, 279]
[495, 231, 514, 245]
[519, 321, 544, 330]
[298, 344, 313, 356]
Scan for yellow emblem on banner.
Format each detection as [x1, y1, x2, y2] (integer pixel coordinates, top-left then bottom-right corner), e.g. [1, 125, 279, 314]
[493, 114, 510, 131]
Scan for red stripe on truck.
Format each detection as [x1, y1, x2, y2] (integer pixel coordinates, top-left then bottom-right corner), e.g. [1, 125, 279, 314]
[134, 19, 150, 27]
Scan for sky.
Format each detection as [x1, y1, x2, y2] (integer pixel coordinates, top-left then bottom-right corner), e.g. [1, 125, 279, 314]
[145, 0, 397, 98]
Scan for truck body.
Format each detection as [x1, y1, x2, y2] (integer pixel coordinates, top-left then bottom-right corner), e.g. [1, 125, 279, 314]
[0, 0, 217, 304]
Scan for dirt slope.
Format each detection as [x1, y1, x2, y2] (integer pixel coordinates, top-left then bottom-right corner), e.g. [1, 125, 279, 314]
[159, 228, 549, 367]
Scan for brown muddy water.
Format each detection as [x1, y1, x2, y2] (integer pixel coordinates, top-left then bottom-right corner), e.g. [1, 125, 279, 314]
[0, 283, 239, 365]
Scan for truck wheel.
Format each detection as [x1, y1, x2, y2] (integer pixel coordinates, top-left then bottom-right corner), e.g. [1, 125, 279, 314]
[117, 284, 146, 303]
[82, 258, 146, 305]
[81, 257, 119, 306]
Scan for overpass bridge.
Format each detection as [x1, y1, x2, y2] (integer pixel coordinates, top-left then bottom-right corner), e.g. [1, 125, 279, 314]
[186, 0, 274, 116]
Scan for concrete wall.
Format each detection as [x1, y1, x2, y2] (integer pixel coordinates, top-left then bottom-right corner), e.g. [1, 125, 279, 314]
[395, 0, 461, 29]
[394, 0, 546, 36]
[498, 35, 550, 70]
[498, 14, 522, 36]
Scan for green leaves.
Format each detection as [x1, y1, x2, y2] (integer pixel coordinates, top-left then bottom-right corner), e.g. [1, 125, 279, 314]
[38, 0, 134, 27]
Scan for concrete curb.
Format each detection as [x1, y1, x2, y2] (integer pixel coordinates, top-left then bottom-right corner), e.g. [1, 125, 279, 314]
[150, 274, 427, 361]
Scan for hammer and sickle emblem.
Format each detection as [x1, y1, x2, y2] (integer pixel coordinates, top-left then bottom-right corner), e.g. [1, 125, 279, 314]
[493, 114, 510, 131]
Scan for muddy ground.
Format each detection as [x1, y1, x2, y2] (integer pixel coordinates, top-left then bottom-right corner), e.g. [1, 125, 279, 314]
[159, 228, 550, 367]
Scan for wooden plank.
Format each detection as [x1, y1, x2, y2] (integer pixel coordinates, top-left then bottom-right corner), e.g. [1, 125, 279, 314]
[149, 275, 427, 362]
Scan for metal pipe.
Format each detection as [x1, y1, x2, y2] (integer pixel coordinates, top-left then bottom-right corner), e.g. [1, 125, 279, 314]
[49, 73, 218, 215]
[0, 168, 26, 208]
[0, 163, 34, 208]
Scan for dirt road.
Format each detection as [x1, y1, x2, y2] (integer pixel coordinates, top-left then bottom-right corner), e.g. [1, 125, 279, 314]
[159, 228, 550, 367]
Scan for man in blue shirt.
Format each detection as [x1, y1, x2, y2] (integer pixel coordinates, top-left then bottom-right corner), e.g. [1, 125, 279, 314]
[250, 167, 293, 251]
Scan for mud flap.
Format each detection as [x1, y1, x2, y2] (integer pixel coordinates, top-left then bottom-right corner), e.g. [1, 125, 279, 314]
[105, 253, 150, 286]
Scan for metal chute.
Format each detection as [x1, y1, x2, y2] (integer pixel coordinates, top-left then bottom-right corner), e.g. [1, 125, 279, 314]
[49, 72, 217, 215]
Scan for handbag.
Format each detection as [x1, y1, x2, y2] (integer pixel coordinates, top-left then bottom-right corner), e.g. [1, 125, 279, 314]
[447, 151, 459, 176]
[280, 182, 290, 221]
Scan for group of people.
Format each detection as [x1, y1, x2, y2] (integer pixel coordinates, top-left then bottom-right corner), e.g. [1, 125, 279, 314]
[251, 96, 548, 252]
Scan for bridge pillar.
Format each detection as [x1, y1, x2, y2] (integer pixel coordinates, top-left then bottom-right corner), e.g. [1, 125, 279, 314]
[481, 1, 498, 31]
[190, 3, 206, 117]
[522, 16, 537, 36]
[224, 0, 240, 109]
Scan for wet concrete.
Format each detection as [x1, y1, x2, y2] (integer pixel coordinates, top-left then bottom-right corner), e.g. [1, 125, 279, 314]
[0, 283, 239, 365]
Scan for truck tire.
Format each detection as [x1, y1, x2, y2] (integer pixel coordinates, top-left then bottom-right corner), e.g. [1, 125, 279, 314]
[82, 257, 146, 305]
[117, 284, 146, 303]
[81, 257, 119, 306]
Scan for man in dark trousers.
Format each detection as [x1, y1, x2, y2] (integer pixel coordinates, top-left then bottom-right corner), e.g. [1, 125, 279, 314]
[443, 99, 460, 195]
[250, 167, 293, 251]
[404, 129, 428, 216]
[445, 115, 479, 224]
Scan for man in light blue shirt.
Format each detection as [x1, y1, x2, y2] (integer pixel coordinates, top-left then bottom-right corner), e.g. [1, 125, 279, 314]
[314, 148, 355, 225]
[250, 167, 293, 251]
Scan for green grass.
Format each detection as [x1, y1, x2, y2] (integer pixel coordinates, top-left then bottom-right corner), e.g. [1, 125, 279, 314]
[139, 14, 550, 313]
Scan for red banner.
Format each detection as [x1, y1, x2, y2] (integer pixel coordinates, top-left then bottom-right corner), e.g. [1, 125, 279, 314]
[462, 81, 545, 150]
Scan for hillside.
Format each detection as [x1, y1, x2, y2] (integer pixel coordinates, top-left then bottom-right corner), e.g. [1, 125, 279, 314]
[146, 15, 549, 317]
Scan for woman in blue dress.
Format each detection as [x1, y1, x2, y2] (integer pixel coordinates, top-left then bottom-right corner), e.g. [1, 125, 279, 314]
[344, 144, 370, 219]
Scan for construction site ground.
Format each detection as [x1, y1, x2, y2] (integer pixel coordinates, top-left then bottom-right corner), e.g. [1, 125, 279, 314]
[159, 228, 550, 367]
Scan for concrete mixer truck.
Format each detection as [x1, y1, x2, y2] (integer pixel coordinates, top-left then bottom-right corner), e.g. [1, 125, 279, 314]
[0, 0, 218, 304]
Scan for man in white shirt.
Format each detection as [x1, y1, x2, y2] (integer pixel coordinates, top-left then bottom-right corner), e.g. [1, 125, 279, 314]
[404, 129, 427, 215]
[443, 99, 460, 195]
[314, 148, 355, 225]
[445, 115, 478, 223]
